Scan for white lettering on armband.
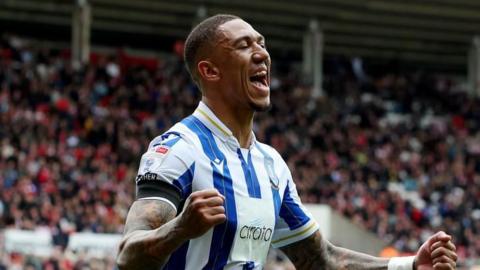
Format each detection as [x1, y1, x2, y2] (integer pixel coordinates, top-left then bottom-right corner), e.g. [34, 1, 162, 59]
[388, 256, 415, 270]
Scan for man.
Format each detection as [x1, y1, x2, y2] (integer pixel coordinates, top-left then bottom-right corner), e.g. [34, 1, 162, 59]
[116, 14, 457, 270]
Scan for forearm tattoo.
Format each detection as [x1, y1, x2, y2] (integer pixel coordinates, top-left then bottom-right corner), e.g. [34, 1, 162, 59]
[123, 199, 176, 234]
[117, 200, 177, 270]
[281, 231, 389, 270]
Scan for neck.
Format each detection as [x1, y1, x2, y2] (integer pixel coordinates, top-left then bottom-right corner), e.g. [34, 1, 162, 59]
[202, 97, 254, 148]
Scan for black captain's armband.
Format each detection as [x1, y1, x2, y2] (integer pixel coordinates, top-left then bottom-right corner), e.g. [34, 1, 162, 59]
[136, 172, 182, 210]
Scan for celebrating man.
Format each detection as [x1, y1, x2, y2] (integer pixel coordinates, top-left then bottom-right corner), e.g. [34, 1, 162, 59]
[116, 14, 457, 270]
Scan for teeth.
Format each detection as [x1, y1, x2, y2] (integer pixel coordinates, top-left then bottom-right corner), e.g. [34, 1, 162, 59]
[253, 71, 267, 77]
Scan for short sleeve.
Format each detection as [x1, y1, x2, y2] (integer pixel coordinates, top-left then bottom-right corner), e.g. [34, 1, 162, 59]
[135, 132, 195, 212]
[271, 166, 319, 248]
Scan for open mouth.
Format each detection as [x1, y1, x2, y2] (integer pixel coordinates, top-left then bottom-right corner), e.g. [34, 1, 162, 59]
[249, 70, 269, 89]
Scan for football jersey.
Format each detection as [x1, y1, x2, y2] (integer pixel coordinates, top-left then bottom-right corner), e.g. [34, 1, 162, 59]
[135, 101, 319, 270]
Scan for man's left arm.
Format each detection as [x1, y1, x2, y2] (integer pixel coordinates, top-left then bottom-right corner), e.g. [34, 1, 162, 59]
[280, 230, 457, 270]
[271, 152, 456, 269]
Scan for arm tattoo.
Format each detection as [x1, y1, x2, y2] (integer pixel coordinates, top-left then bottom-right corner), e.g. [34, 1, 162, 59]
[281, 230, 390, 270]
[117, 200, 179, 270]
[123, 199, 176, 234]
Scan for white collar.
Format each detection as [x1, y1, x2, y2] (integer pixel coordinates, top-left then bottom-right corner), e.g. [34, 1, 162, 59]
[192, 101, 256, 149]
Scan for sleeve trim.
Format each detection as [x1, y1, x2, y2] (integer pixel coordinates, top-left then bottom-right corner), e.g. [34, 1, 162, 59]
[137, 197, 177, 212]
[271, 221, 318, 247]
[388, 256, 415, 270]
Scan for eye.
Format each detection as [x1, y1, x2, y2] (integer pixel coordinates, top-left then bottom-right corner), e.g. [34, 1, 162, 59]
[237, 41, 249, 49]
[259, 42, 266, 49]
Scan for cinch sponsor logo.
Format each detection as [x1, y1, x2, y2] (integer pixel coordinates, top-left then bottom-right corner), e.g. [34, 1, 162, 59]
[155, 146, 169, 154]
[239, 225, 273, 242]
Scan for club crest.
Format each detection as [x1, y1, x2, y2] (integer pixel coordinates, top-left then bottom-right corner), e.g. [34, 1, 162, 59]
[265, 158, 279, 189]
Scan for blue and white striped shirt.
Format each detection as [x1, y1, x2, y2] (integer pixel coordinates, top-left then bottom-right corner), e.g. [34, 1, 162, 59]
[136, 101, 319, 270]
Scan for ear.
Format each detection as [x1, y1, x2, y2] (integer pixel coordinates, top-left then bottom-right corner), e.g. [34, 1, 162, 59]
[197, 60, 220, 82]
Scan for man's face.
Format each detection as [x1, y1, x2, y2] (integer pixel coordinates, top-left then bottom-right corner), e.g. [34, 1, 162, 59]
[213, 19, 271, 111]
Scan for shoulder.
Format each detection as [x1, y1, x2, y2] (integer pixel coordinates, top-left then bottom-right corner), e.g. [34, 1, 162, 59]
[138, 123, 201, 174]
[148, 122, 198, 151]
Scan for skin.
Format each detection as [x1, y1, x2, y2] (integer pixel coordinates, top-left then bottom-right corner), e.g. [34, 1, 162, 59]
[116, 190, 226, 270]
[198, 19, 271, 148]
[281, 230, 457, 270]
[116, 18, 458, 270]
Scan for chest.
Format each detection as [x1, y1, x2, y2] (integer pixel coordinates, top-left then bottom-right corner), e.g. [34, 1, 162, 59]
[192, 149, 280, 265]
[193, 147, 279, 206]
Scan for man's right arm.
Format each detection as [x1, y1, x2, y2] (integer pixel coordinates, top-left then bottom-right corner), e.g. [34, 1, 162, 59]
[116, 190, 226, 270]
[116, 199, 180, 270]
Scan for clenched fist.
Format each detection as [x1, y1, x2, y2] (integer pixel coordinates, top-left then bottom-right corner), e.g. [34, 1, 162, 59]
[415, 231, 457, 270]
[176, 189, 226, 240]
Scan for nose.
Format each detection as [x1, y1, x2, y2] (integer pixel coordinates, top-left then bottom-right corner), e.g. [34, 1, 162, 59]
[252, 45, 270, 64]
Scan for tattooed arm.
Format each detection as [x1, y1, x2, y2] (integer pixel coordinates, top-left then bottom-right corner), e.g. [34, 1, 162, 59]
[116, 199, 184, 270]
[281, 230, 389, 270]
[116, 189, 226, 270]
[281, 230, 457, 270]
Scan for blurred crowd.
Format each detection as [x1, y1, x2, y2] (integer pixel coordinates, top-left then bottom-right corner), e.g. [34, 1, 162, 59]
[1, 33, 479, 269]
[281, 64, 480, 259]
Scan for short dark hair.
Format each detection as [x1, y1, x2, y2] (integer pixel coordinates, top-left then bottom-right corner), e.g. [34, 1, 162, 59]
[184, 14, 240, 85]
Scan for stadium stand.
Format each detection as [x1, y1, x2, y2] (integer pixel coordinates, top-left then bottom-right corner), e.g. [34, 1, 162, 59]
[0, 30, 479, 269]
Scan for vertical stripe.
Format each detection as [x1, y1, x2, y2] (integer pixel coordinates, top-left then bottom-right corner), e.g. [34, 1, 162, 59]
[271, 186, 281, 221]
[236, 149, 262, 198]
[182, 116, 238, 270]
[279, 182, 309, 230]
[246, 151, 262, 198]
[172, 163, 195, 198]
[163, 241, 190, 270]
[255, 145, 281, 221]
